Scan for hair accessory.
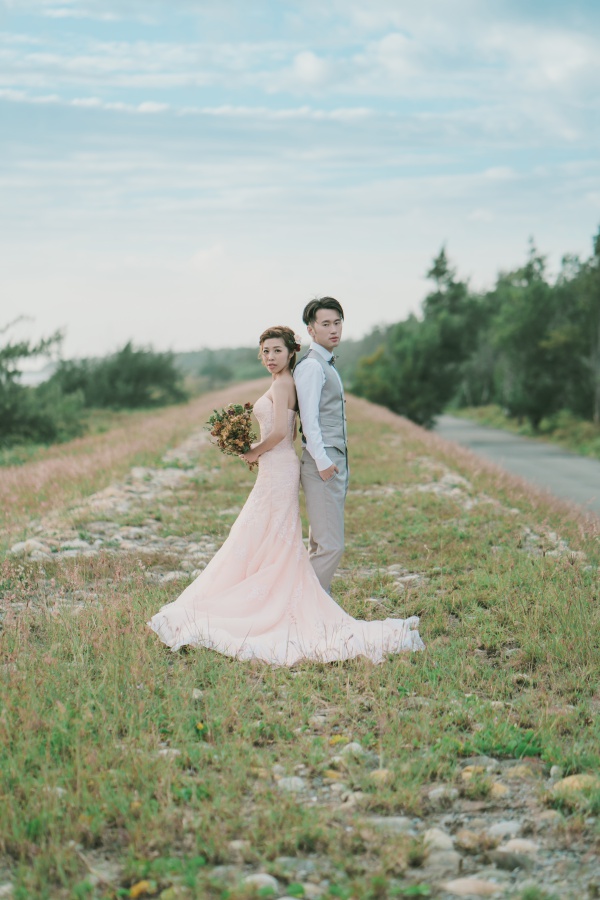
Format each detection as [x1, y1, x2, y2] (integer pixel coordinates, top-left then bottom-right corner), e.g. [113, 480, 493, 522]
[293, 333, 302, 352]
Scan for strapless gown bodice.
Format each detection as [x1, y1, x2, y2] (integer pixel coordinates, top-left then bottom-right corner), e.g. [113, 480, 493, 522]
[148, 393, 424, 665]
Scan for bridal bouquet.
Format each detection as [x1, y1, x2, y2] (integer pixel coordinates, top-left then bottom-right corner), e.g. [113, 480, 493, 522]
[206, 402, 258, 467]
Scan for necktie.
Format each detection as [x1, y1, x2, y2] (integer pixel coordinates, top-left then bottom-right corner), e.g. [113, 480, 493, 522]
[328, 355, 337, 367]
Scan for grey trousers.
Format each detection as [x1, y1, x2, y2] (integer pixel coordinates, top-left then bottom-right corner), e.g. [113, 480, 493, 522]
[300, 446, 348, 593]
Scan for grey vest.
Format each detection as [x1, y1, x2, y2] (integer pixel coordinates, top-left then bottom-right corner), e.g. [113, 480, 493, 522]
[297, 349, 347, 453]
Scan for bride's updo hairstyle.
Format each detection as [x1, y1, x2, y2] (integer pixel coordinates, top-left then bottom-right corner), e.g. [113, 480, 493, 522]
[258, 325, 301, 371]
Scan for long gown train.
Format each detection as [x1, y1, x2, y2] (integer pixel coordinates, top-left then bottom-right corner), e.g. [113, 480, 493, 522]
[148, 394, 424, 665]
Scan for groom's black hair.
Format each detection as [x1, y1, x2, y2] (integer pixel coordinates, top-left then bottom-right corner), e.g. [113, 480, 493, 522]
[302, 296, 344, 326]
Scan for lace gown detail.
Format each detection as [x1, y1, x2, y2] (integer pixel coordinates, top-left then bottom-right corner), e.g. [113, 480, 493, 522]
[148, 394, 424, 665]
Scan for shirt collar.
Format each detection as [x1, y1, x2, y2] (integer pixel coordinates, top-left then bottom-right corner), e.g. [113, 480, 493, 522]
[310, 340, 333, 362]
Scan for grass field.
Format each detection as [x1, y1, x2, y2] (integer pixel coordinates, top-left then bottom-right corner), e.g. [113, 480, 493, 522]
[1, 384, 599, 899]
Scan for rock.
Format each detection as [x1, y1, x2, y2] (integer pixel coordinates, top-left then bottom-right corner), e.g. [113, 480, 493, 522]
[339, 741, 367, 759]
[302, 886, 326, 900]
[489, 782, 510, 799]
[421, 849, 461, 878]
[365, 815, 414, 834]
[500, 838, 538, 856]
[487, 850, 533, 871]
[157, 747, 181, 758]
[338, 742, 379, 768]
[454, 829, 483, 852]
[271, 857, 319, 880]
[486, 820, 522, 839]
[10, 539, 50, 556]
[549, 765, 564, 780]
[369, 768, 393, 785]
[461, 765, 486, 782]
[59, 539, 93, 550]
[330, 782, 346, 794]
[276, 776, 306, 793]
[192, 689, 204, 700]
[504, 764, 536, 781]
[460, 756, 499, 772]
[227, 840, 251, 863]
[308, 715, 327, 728]
[441, 877, 502, 897]
[159, 889, 189, 900]
[424, 826, 454, 851]
[272, 764, 286, 777]
[537, 809, 563, 829]
[242, 873, 279, 892]
[0, 885, 13, 900]
[340, 790, 366, 808]
[552, 773, 600, 805]
[209, 865, 241, 885]
[428, 785, 459, 807]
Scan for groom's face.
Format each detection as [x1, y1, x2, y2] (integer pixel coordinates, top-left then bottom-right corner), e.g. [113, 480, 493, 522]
[308, 309, 343, 352]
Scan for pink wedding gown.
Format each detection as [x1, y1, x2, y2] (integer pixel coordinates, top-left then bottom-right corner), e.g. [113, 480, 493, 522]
[148, 394, 424, 665]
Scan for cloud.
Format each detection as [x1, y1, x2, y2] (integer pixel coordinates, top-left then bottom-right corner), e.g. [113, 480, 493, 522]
[291, 50, 329, 87]
[0, 86, 371, 122]
[43, 7, 121, 21]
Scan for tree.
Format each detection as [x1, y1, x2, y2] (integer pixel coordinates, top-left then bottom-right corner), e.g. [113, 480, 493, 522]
[354, 247, 487, 426]
[491, 242, 570, 429]
[0, 319, 84, 445]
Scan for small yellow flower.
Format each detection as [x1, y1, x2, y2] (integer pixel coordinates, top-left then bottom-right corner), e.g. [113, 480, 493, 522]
[328, 735, 348, 746]
[196, 722, 205, 732]
[129, 880, 157, 898]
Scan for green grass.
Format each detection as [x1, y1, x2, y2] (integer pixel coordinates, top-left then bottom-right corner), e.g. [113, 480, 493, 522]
[452, 404, 600, 460]
[1, 396, 599, 898]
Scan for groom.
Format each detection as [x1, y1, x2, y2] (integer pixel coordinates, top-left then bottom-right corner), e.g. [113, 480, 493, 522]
[294, 297, 348, 593]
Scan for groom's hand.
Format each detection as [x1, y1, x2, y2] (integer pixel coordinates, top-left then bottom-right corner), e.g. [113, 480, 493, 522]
[319, 464, 339, 482]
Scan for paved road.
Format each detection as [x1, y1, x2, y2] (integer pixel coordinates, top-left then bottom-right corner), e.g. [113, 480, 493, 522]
[434, 415, 600, 516]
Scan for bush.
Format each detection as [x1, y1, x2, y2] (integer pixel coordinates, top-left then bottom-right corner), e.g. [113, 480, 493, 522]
[0, 378, 85, 447]
[49, 342, 188, 409]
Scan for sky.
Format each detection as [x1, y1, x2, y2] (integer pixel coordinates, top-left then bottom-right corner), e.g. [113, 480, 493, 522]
[1, 0, 600, 358]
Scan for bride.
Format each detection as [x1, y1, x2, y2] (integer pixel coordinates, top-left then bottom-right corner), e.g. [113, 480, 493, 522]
[148, 325, 424, 665]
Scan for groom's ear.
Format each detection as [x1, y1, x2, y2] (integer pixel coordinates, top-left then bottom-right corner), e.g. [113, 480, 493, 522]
[307, 324, 315, 340]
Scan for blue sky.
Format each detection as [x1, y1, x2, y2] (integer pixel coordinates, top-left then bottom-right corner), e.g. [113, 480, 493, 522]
[1, 0, 599, 356]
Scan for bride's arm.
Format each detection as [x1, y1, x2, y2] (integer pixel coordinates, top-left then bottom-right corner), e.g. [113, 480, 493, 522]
[242, 381, 289, 463]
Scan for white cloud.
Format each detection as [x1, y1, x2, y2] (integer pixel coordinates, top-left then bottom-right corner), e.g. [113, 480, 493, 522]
[43, 7, 121, 20]
[291, 50, 329, 87]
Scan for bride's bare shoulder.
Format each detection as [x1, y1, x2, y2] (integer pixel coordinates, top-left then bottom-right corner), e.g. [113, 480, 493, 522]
[273, 372, 297, 407]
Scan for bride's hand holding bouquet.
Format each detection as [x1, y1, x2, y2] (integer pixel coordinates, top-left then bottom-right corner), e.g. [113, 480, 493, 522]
[206, 402, 259, 469]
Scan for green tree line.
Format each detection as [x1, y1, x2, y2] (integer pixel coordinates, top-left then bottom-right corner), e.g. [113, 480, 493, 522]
[0, 329, 187, 448]
[353, 227, 600, 430]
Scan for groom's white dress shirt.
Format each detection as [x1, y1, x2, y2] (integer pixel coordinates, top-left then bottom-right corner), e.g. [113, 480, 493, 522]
[294, 340, 344, 472]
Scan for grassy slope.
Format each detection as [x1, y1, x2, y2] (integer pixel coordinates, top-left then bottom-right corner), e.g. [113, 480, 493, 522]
[1, 388, 599, 898]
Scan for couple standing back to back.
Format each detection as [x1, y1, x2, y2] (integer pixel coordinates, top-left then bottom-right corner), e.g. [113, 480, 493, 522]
[148, 297, 424, 665]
